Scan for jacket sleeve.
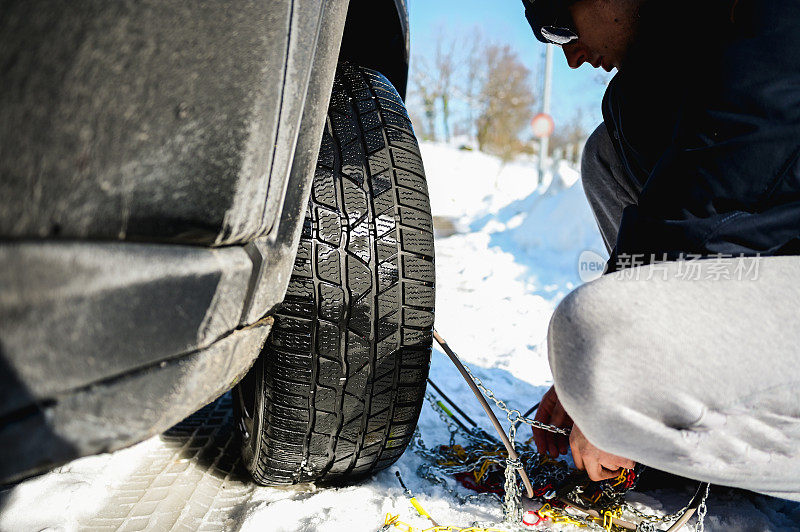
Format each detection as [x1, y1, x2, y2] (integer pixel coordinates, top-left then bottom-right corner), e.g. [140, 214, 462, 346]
[606, 0, 800, 272]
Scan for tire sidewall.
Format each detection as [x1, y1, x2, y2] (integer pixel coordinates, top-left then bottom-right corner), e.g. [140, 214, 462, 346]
[234, 356, 266, 476]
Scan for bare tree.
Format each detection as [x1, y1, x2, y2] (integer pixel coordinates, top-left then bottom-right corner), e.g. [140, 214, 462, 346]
[475, 44, 537, 161]
[549, 108, 589, 164]
[460, 28, 485, 142]
[407, 26, 540, 156]
[432, 28, 458, 143]
[410, 55, 439, 142]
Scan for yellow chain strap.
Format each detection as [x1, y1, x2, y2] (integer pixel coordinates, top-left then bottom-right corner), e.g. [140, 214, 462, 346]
[536, 502, 626, 531]
[602, 507, 623, 531]
[537, 503, 589, 527]
[383, 513, 508, 532]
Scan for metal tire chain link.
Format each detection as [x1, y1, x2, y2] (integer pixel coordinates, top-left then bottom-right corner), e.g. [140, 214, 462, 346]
[414, 394, 503, 506]
[624, 483, 711, 531]
[503, 423, 523, 524]
[624, 499, 693, 526]
[410, 425, 505, 512]
[461, 363, 570, 436]
[694, 484, 710, 532]
[417, 392, 612, 531]
[461, 359, 714, 531]
[418, 369, 712, 532]
[423, 392, 460, 446]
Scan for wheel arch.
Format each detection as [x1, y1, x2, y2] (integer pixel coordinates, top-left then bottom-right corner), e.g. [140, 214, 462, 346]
[339, 0, 410, 100]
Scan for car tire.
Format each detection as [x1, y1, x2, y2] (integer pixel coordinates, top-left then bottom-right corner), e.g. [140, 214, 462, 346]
[234, 62, 435, 485]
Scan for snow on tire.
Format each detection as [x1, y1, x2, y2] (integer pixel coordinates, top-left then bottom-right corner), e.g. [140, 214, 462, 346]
[234, 62, 435, 485]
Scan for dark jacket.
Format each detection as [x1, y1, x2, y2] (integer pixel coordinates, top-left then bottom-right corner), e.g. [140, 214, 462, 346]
[603, 0, 800, 271]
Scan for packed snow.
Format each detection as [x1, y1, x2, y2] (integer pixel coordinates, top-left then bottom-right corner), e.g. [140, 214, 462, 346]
[2, 143, 800, 531]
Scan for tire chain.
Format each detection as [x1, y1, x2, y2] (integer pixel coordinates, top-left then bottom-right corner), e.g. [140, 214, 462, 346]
[418, 360, 711, 531]
[461, 360, 711, 532]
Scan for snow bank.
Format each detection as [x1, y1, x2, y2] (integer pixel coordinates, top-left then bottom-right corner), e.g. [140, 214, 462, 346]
[424, 140, 606, 291]
[422, 142, 541, 222]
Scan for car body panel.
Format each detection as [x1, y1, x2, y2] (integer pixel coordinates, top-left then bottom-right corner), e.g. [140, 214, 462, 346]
[0, 1, 292, 244]
[0, 0, 410, 483]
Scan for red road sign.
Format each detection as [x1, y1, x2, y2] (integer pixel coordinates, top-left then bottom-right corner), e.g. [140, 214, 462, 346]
[531, 113, 555, 139]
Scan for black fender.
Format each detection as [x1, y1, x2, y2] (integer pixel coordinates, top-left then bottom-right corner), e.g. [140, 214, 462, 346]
[340, 0, 410, 100]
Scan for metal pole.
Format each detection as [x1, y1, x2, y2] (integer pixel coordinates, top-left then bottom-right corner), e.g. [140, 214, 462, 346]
[538, 44, 554, 184]
[433, 330, 536, 499]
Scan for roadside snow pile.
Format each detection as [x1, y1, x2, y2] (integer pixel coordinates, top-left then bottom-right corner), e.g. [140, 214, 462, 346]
[2, 141, 799, 532]
[422, 140, 605, 294]
[474, 169, 605, 290]
[422, 143, 541, 222]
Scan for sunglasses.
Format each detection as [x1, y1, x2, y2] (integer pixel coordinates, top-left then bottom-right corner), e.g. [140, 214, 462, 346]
[522, 0, 579, 46]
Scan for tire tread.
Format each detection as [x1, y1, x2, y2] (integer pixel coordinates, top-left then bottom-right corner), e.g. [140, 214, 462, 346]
[248, 62, 434, 485]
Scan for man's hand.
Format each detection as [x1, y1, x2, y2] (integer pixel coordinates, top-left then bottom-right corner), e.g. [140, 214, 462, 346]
[532, 385, 573, 458]
[570, 424, 636, 481]
[533, 385, 636, 481]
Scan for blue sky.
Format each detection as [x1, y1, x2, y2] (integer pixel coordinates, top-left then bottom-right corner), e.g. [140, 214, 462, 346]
[408, 0, 613, 135]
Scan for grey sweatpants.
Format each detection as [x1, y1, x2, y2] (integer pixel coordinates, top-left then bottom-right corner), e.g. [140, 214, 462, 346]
[548, 123, 800, 501]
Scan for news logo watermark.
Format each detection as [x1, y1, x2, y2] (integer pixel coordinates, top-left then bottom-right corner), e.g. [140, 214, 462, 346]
[578, 252, 763, 282]
[577, 250, 607, 282]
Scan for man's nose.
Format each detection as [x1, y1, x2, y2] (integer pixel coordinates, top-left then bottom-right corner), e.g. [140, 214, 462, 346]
[562, 42, 587, 69]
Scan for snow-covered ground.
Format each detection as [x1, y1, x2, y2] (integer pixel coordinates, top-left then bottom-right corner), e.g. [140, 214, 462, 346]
[2, 143, 800, 531]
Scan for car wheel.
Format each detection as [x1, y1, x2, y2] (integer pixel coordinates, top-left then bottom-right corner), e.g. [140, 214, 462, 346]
[234, 61, 435, 485]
